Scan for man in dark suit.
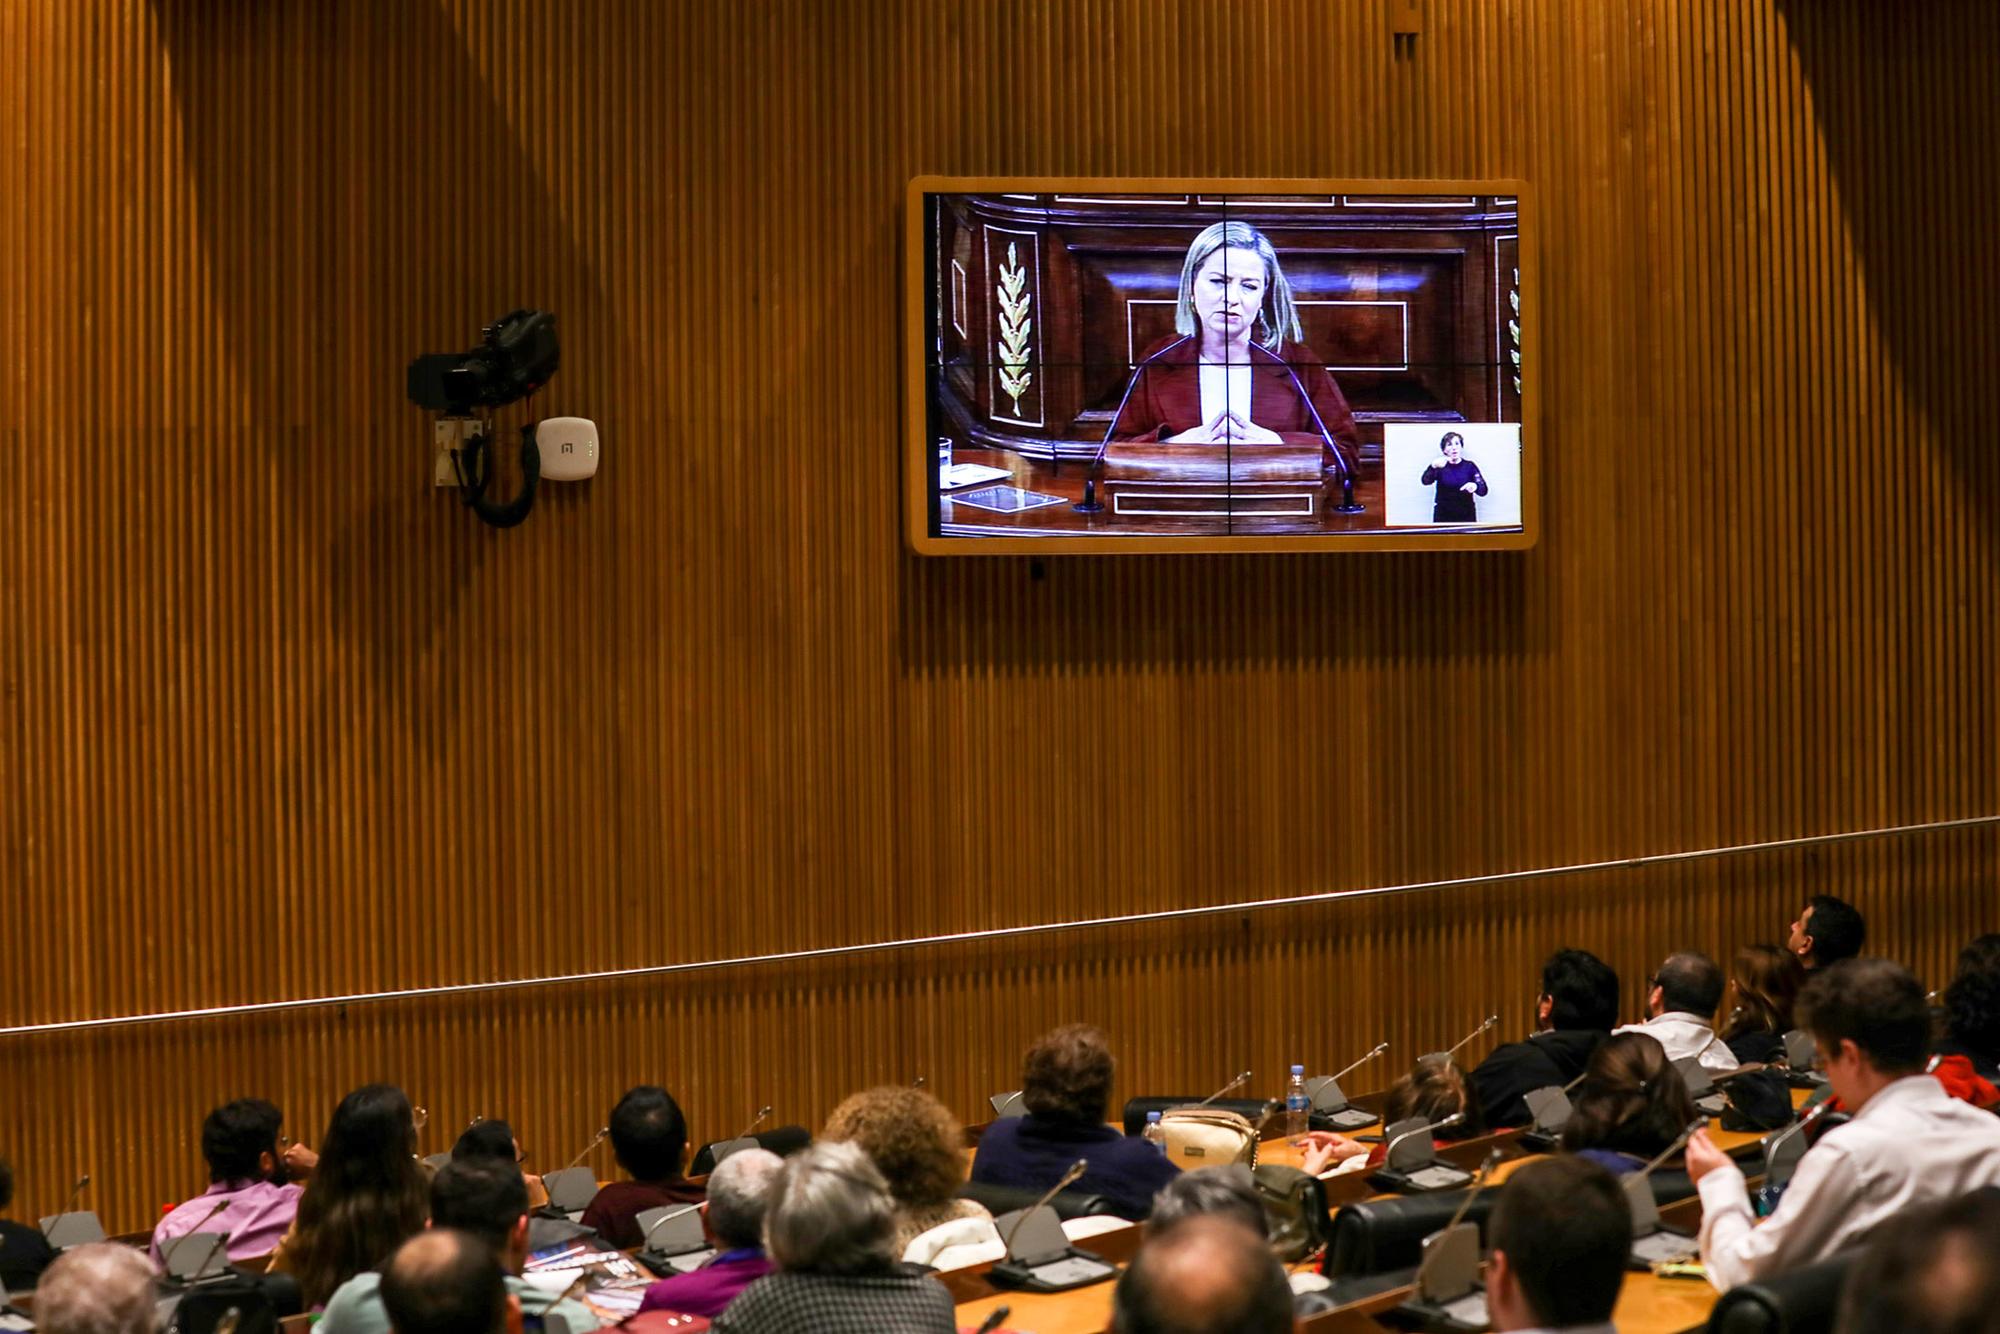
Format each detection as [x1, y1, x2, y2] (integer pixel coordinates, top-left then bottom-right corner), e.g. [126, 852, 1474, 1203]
[1470, 949, 1621, 1128]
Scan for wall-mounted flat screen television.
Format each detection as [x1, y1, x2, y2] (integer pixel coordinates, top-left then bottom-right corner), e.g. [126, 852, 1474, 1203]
[906, 178, 1534, 554]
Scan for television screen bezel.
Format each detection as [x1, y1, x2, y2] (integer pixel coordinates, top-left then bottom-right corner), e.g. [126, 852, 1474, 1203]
[905, 175, 1538, 556]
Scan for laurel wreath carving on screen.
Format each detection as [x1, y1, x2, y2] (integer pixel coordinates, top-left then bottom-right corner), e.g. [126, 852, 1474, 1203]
[996, 241, 1034, 412]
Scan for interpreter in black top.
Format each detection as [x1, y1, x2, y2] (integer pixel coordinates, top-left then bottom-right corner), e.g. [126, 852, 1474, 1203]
[1419, 432, 1488, 523]
[0, 1157, 57, 1292]
[1469, 949, 1621, 1128]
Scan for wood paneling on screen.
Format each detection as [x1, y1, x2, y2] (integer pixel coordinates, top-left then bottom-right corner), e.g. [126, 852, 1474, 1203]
[1, 0, 1994, 1230]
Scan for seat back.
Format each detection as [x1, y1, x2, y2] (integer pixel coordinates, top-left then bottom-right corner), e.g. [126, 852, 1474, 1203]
[688, 1124, 811, 1176]
[957, 1179, 1120, 1221]
[1706, 1251, 1856, 1334]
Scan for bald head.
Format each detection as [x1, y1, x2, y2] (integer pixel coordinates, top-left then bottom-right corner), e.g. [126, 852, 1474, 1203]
[35, 1244, 159, 1334]
[1113, 1216, 1291, 1334]
[380, 1229, 510, 1334]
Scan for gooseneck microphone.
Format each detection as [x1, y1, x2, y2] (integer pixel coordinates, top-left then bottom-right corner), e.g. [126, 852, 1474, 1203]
[1270, 353, 1363, 513]
[185, 1198, 234, 1280]
[1075, 336, 1194, 514]
[910, 1076, 927, 1090]
[1197, 1071, 1254, 1106]
[641, 1203, 702, 1253]
[1332, 1043, 1390, 1082]
[972, 1306, 1012, 1334]
[59, 1175, 90, 1216]
[1444, 1149, 1506, 1234]
[558, 1127, 609, 1174]
[1439, 1017, 1500, 1062]
[1384, 1111, 1465, 1163]
[734, 1106, 774, 1142]
[1638, 1119, 1708, 1181]
[1003, 1160, 1087, 1256]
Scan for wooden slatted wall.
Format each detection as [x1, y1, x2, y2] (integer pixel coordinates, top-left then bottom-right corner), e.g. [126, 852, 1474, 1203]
[1, 0, 1995, 1231]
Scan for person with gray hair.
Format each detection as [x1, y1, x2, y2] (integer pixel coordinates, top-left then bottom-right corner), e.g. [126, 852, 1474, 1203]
[33, 1243, 161, 1334]
[636, 1148, 783, 1318]
[1147, 1167, 1268, 1239]
[711, 1141, 954, 1333]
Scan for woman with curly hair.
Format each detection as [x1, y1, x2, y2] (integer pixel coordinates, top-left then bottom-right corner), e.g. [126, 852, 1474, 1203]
[969, 1024, 1179, 1220]
[266, 1085, 429, 1307]
[822, 1087, 991, 1253]
[1938, 934, 2000, 1082]
[1559, 1034, 1699, 1175]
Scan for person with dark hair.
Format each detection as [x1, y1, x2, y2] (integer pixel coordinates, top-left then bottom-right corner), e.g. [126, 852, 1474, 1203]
[267, 1084, 432, 1308]
[1615, 952, 1738, 1073]
[1299, 1059, 1482, 1173]
[1719, 944, 1806, 1064]
[578, 1086, 704, 1249]
[321, 1159, 600, 1334]
[1420, 431, 1489, 524]
[711, 1141, 955, 1333]
[1470, 949, 1621, 1128]
[638, 1148, 783, 1319]
[1789, 895, 1866, 970]
[449, 1122, 549, 1212]
[0, 1156, 58, 1291]
[1837, 1188, 2000, 1334]
[379, 1230, 515, 1334]
[1147, 1167, 1268, 1239]
[1937, 934, 2000, 1082]
[152, 1098, 304, 1264]
[1559, 1033, 1699, 1174]
[1688, 959, 2000, 1289]
[1485, 1156, 1631, 1333]
[821, 1087, 991, 1253]
[1111, 1216, 1292, 1334]
[970, 1024, 1179, 1220]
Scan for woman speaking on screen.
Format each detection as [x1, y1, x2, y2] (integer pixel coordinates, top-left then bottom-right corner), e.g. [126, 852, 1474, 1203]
[1106, 220, 1360, 476]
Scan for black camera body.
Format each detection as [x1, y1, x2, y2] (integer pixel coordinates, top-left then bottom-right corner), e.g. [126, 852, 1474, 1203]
[407, 309, 559, 415]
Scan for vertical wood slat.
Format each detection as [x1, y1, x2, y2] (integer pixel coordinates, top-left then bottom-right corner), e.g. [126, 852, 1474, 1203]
[0, 0, 1995, 1233]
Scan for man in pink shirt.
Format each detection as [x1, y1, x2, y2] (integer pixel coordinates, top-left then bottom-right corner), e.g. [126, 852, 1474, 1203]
[152, 1099, 311, 1265]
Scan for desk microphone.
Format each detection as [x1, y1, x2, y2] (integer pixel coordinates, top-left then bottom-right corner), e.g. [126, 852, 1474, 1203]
[1272, 357, 1364, 513]
[1384, 1112, 1464, 1163]
[910, 1076, 927, 1090]
[641, 1203, 702, 1253]
[1197, 1071, 1253, 1106]
[1639, 1119, 1707, 1181]
[1562, 1068, 1591, 1094]
[734, 1106, 773, 1142]
[558, 1127, 609, 1174]
[972, 1306, 1011, 1334]
[1002, 1160, 1087, 1257]
[1331, 1043, 1389, 1082]
[58, 1175, 90, 1217]
[1075, 335, 1192, 513]
[184, 1198, 234, 1280]
[1438, 1017, 1500, 1062]
[1443, 1149, 1505, 1234]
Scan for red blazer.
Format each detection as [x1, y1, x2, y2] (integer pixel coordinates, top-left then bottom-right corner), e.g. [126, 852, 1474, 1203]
[1106, 335, 1360, 476]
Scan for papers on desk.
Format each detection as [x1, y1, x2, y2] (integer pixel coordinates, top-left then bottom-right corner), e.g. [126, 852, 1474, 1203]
[948, 484, 1067, 513]
[522, 1243, 652, 1320]
[940, 463, 1012, 490]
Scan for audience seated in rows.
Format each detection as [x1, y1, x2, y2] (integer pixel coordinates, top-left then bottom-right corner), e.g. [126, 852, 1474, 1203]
[1789, 895, 1866, 972]
[0, 1157, 56, 1292]
[380, 1230, 513, 1334]
[578, 1086, 705, 1249]
[1936, 934, 2000, 1083]
[321, 1158, 600, 1334]
[1486, 1156, 1632, 1334]
[1559, 1032, 1698, 1174]
[637, 1147, 782, 1318]
[1719, 943, 1805, 1064]
[269, 1083, 431, 1308]
[1471, 948, 1621, 1127]
[1690, 957, 2000, 1290]
[1616, 951, 1738, 1072]
[152, 1097, 304, 1264]
[821, 1086, 993, 1253]
[1298, 1057, 1481, 1174]
[711, 1140, 955, 1334]
[1838, 1187, 2000, 1334]
[969, 1024, 1179, 1220]
[1111, 1216, 1291, 1334]
[33, 1243, 160, 1334]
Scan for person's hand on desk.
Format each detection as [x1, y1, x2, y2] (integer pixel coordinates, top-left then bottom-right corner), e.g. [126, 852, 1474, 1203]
[1684, 1128, 1732, 1184]
[1167, 409, 1282, 447]
[1296, 1131, 1369, 1176]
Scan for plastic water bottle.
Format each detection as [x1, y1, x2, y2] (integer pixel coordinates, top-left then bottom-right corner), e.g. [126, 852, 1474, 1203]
[1285, 1065, 1310, 1139]
[1143, 1111, 1167, 1155]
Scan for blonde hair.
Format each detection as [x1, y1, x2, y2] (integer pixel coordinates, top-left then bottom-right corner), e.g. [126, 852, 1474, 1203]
[1173, 221, 1303, 353]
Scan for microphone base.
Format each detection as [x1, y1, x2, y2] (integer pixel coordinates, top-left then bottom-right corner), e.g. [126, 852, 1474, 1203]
[988, 1248, 1116, 1293]
[1395, 1285, 1490, 1333]
[1367, 1163, 1476, 1195]
[1072, 500, 1105, 513]
[1311, 1106, 1380, 1133]
[1329, 500, 1366, 515]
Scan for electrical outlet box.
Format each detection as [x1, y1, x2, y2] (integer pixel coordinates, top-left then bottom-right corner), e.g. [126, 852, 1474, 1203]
[433, 417, 488, 488]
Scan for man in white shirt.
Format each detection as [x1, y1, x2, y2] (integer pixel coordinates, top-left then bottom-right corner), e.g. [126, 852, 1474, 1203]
[1485, 1156, 1628, 1334]
[1687, 958, 2000, 1291]
[1615, 952, 1739, 1074]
